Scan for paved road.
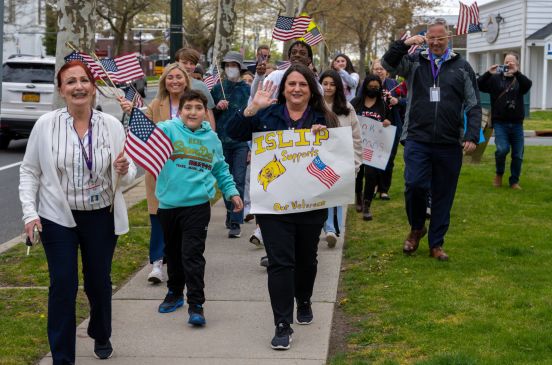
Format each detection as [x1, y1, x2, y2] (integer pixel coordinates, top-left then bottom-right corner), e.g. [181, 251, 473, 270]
[0, 87, 154, 244]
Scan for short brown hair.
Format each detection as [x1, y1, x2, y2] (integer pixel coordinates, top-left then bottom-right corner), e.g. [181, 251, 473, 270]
[179, 90, 207, 110]
[175, 48, 200, 64]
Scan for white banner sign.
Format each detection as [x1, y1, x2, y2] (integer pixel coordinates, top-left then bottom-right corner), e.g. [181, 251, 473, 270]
[358, 116, 397, 170]
[250, 127, 355, 215]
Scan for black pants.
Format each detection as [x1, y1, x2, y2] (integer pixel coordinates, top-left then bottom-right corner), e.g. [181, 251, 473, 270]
[377, 130, 400, 194]
[403, 140, 462, 248]
[256, 214, 324, 326]
[40, 207, 117, 365]
[158, 202, 210, 305]
[356, 165, 384, 203]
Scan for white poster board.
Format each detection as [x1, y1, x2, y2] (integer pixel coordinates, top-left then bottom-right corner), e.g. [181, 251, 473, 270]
[249, 127, 355, 215]
[358, 116, 397, 170]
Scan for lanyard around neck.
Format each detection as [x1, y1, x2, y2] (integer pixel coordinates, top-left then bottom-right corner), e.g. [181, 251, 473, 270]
[74, 111, 93, 178]
[284, 105, 310, 130]
[429, 49, 450, 83]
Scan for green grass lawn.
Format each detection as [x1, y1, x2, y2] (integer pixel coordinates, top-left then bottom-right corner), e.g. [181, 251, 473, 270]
[330, 145, 552, 365]
[526, 110, 552, 130]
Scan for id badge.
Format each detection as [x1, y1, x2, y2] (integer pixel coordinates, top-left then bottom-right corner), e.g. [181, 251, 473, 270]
[430, 87, 440, 102]
[86, 184, 102, 205]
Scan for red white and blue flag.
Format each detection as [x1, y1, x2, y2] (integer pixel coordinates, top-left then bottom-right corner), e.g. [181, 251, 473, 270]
[64, 51, 104, 80]
[303, 27, 323, 46]
[99, 53, 145, 84]
[203, 67, 220, 91]
[277, 61, 291, 70]
[123, 86, 144, 108]
[272, 15, 311, 41]
[363, 148, 373, 162]
[125, 108, 173, 179]
[457, 1, 482, 35]
[306, 156, 340, 189]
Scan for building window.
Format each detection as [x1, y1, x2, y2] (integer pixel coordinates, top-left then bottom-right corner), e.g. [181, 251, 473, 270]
[4, 0, 16, 23]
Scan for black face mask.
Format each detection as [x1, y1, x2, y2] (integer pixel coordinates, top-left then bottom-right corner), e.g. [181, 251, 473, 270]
[366, 89, 380, 98]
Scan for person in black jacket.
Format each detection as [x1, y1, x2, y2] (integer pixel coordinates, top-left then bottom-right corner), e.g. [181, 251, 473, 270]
[382, 18, 481, 261]
[477, 52, 532, 189]
[228, 63, 339, 351]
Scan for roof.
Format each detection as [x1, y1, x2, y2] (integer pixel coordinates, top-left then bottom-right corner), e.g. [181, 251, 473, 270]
[3, 55, 56, 64]
[526, 22, 552, 40]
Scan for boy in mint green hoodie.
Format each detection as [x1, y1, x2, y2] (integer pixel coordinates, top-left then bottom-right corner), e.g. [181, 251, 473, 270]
[155, 90, 243, 326]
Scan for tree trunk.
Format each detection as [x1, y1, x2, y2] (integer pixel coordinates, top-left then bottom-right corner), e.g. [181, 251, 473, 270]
[114, 16, 128, 55]
[212, 0, 237, 64]
[358, 38, 367, 81]
[55, 0, 96, 108]
[282, 0, 296, 59]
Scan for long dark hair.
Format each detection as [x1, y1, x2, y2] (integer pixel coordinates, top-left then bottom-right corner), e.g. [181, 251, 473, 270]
[277, 64, 339, 128]
[319, 70, 350, 117]
[351, 73, 384, 113]
[332, 53, 356, 74]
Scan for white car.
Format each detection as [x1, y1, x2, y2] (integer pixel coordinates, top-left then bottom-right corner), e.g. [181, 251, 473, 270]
[1, 55, 56, 148]
[1, 55, 125, 149]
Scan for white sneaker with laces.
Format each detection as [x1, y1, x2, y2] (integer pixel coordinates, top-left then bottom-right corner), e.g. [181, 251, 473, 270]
[326, 232, 337, 248]
[147, 259, 164, 284]
[249, 226, 264, 247]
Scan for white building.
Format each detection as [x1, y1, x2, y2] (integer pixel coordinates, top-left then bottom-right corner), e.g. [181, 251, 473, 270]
[3, 0, 47, 63]
[466, 0, 552, 110]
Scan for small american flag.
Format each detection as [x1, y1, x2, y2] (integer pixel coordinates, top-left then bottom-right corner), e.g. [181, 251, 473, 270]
[363, 148, 373, 162]
[125, 108, 173, 179]
[277, 61, 291, 71]
[99, 53, 145, 84]
[123, 86, 144, 108]
[306, 156, 340, 189]
[456, 1, 481, 35]
[303, 27, 323, 46]
[64, 51, 105, 79]
[399, 31, 426, 55]
[272, 15, 311, 41]
[203, 67, 220, 91]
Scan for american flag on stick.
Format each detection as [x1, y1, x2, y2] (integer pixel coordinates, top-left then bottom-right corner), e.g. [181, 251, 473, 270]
[456, 1, 482, 35]
[303, 27, 323, 46]
[64, 51, 105, 80]
[272, 15, 311, 41]
[125, 108, 173, 179]
[100, 53, 145, 84]
[203, 67, 220, 91]
[277, 61, 291, 70]
[123, 86, 144, 108]
[306, 156, 340, 189]
[399, 31, 426, 55]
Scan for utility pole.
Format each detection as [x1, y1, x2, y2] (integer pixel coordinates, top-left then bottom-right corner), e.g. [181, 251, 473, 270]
[169, 0, 183, 62]
[1, 3, 4, 105]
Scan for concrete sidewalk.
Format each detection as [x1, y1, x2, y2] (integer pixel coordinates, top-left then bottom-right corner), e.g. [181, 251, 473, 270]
[39, 180, 344, 364]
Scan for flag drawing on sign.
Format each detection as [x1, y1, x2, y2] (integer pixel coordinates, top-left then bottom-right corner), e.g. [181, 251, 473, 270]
[456, 1, 481, 35]
[277, 61, 291, 70]
[125, 108, 173, 179]
[258, 155, 287, 191]
[272, 15, 311, 41]
[203, 67, 220, 91]
[303, 27, 323, 46]
[123, 86, 144, 108]
[99, 53, 145, 84]
[363, 148, 373, 162]
[64, 51, 105, 79]
[306, 156, 340, 189]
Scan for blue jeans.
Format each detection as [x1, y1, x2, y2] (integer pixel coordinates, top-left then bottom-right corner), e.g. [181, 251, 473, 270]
[223, 144, 248, 225]
[149, 214, 164, 263]
[493, 122, 524, 186]
[324, 206, 343, 234]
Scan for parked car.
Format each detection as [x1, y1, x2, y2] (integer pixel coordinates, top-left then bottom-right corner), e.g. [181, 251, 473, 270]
[1, 55, 55, 148]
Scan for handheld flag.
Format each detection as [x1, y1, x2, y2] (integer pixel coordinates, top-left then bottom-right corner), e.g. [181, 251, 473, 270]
[272, 15, 311, 41]
[302, 27, 323, 46]
[123, 86, 144, 108]
[99, 53, 145, 84]
[64, 51, 105, 79]
[203, 67, 220, 91]
[277, 61, 291, 71]
[125, 108, 173, 179]
[457, 1, 482, 35]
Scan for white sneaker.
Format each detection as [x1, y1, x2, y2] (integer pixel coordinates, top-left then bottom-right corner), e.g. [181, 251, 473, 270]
[249, 227, 264, 247]
[147, 259, 164, 284]
[326, 232, 337, 248]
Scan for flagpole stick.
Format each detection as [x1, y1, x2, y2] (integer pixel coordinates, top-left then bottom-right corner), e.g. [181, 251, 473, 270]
[214, 58, 227, 100]
[89, 51, 121, 99]
[110, 114, 131, 213]
[268, 9, 282, 56]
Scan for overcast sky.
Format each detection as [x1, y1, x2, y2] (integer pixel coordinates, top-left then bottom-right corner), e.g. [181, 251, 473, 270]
[431, 0, 493, 15]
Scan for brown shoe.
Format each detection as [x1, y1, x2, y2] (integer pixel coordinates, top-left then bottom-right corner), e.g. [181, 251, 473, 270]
[355, 193, 363, 212]
[430, 246, 449, 261]
[493, 175, 502, 187]
[510, 183, 522, 190]
[403, 227, 427, 255]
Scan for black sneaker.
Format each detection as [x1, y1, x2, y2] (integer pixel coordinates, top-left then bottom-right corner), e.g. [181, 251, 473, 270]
[158, 290, 184, 313]
[188, 304, 206, 326]
[228, 223, 241, 238]
[271, 322, 293, 350]
[94, 339, 113, 359]
[225, 215, 231, 229]
[296, 301, 313, 325]
[260, 255, 269, 268]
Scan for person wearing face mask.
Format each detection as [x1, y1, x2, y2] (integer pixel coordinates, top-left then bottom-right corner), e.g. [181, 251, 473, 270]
[211, 51, 251, 238]
[351, 74, 395, 221]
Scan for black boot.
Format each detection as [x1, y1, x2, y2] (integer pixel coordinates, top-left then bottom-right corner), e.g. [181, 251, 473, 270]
[355, 193, 363, 212]
[362, 200, 373, 221]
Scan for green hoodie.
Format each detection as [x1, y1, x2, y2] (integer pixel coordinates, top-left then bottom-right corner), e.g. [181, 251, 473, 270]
[155, 119, 239, 208]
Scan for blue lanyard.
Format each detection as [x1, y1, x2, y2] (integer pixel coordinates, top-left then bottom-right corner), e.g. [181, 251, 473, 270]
[429, 48, 450, 84]
[75, 111, 93, 179]
[169, 95, 179, 118]
[283, 105, 310, 130]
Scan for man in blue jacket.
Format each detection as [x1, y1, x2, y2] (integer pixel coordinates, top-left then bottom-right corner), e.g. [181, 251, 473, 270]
[382, 18, 481, 261]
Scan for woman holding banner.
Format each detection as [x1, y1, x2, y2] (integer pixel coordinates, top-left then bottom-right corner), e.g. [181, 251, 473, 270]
[119, 63, 192, 287]
[20, 60, 136, 363]
[229, 64, 339, 350]
[351, 74, 396, 221]
[319, 69, 362, 247]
